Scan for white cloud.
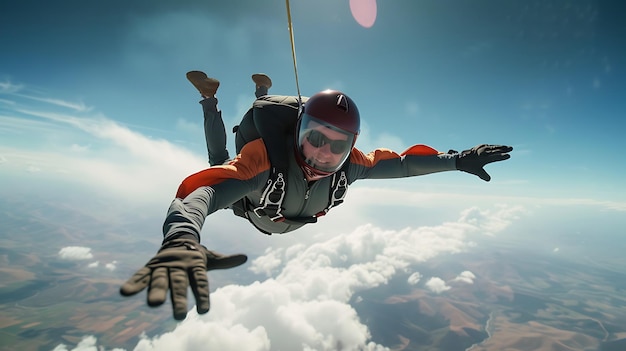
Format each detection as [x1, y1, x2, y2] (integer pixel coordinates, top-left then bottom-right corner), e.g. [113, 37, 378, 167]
[134, 321, 271, 351]
[452, 271, 476, 284]
[0, 80, 23, 93]
[458, 206, 522, 235]
[249, 247, 283, 276]
[1, 101, 206, 207]
[86, 260, 117, 271]
[73, 205, 522, 351]
[425, 277, 450, 294]
[105, 261, 118, 271]
[58, 246, 93, 261]
[52, 336, 96, 351]
[70, 143, 91, 152]
[26, 165, 41, 173]
[0, 97, 16, 105]
[14, 93, 92, 112]
[52, 335, 125, 351]
[407, 272, 422, 285]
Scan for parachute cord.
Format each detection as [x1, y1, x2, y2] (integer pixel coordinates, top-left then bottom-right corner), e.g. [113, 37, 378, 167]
[285, 0, 303, 114]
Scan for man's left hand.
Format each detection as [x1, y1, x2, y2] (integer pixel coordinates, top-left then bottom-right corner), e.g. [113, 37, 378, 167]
[455, 144, 513, 181]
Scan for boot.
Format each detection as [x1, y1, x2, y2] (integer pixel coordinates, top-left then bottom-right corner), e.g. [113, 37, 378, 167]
[251, 73, 272, 89]
[186, 71, 220, 98]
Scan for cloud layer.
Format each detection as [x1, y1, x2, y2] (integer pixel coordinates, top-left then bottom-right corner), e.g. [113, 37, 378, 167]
[60, 205, 522, 351]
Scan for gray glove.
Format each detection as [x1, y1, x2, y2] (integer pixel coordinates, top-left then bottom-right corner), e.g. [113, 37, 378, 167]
[454, 144, 513, 181]
[120, 238, 247, 320]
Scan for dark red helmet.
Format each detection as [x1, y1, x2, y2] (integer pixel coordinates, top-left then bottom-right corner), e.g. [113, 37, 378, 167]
[294, 90, 360, 179]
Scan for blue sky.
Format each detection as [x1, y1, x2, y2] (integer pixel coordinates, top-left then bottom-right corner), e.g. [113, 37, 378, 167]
[2, 1, 626, 350]
[2, 0, 625, 202]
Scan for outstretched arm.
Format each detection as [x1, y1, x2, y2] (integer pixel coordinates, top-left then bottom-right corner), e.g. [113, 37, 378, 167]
[348, 144, 455, 180]
[120, 185, 252, 320]
[120, 140, 272, 320]
[348, 143, 512, 181]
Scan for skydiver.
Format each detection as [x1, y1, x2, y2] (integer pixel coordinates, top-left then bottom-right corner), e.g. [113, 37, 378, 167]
[120, 71, 513, 320]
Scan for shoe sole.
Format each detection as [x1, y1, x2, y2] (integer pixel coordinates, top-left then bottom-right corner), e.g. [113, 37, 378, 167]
[252, 73, 272, 88]
[186, 71, 219, 96]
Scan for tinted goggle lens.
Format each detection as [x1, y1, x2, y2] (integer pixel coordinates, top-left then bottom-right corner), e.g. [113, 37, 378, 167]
[306, 130, 351, 154]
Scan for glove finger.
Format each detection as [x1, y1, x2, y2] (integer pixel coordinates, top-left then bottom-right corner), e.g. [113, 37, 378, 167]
[170, 268, 190, 320]
[207, 253, 248, 271]
[147, 266, 169, 307]
[477, 169, 491, 182]
[190, 266, 210, 314]
[120, 266, 152, 296]
[483, 153, 511, 165]
[483, 145, 513, 155]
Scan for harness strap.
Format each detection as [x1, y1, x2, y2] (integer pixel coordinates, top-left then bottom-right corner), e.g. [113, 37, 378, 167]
[231, 194, 317, 237]
[315, 170, 348, 217]
[253, 168, 286, 222]
[244, 166, 349, 226]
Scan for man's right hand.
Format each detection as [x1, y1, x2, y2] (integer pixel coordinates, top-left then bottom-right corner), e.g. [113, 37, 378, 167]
[120, 238, 247, 320]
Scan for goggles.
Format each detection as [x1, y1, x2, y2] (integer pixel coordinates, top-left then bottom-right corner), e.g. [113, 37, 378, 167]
[305, 129, 352, 155]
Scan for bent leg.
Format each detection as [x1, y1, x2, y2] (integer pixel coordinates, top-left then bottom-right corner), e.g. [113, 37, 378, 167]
[200, 97, 230, 166]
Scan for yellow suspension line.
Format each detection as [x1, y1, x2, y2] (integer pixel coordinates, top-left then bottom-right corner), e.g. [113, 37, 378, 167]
[285, 0, 303, 111]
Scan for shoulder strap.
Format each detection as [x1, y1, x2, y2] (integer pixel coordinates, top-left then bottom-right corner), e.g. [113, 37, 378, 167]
[252, 95, 303, 170]
[246, 95, 303, 222]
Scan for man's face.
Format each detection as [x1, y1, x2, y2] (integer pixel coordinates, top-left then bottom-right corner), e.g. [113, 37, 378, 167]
[300, 121, 351, 171]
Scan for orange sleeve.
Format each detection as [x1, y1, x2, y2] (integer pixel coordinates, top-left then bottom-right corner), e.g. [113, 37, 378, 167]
[346, 144, 454, 180]
[176, 139, 271, 198]
[349, 147, 401, 168]
[400, 144, 441, 156]
[350, 144, 441, 168]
